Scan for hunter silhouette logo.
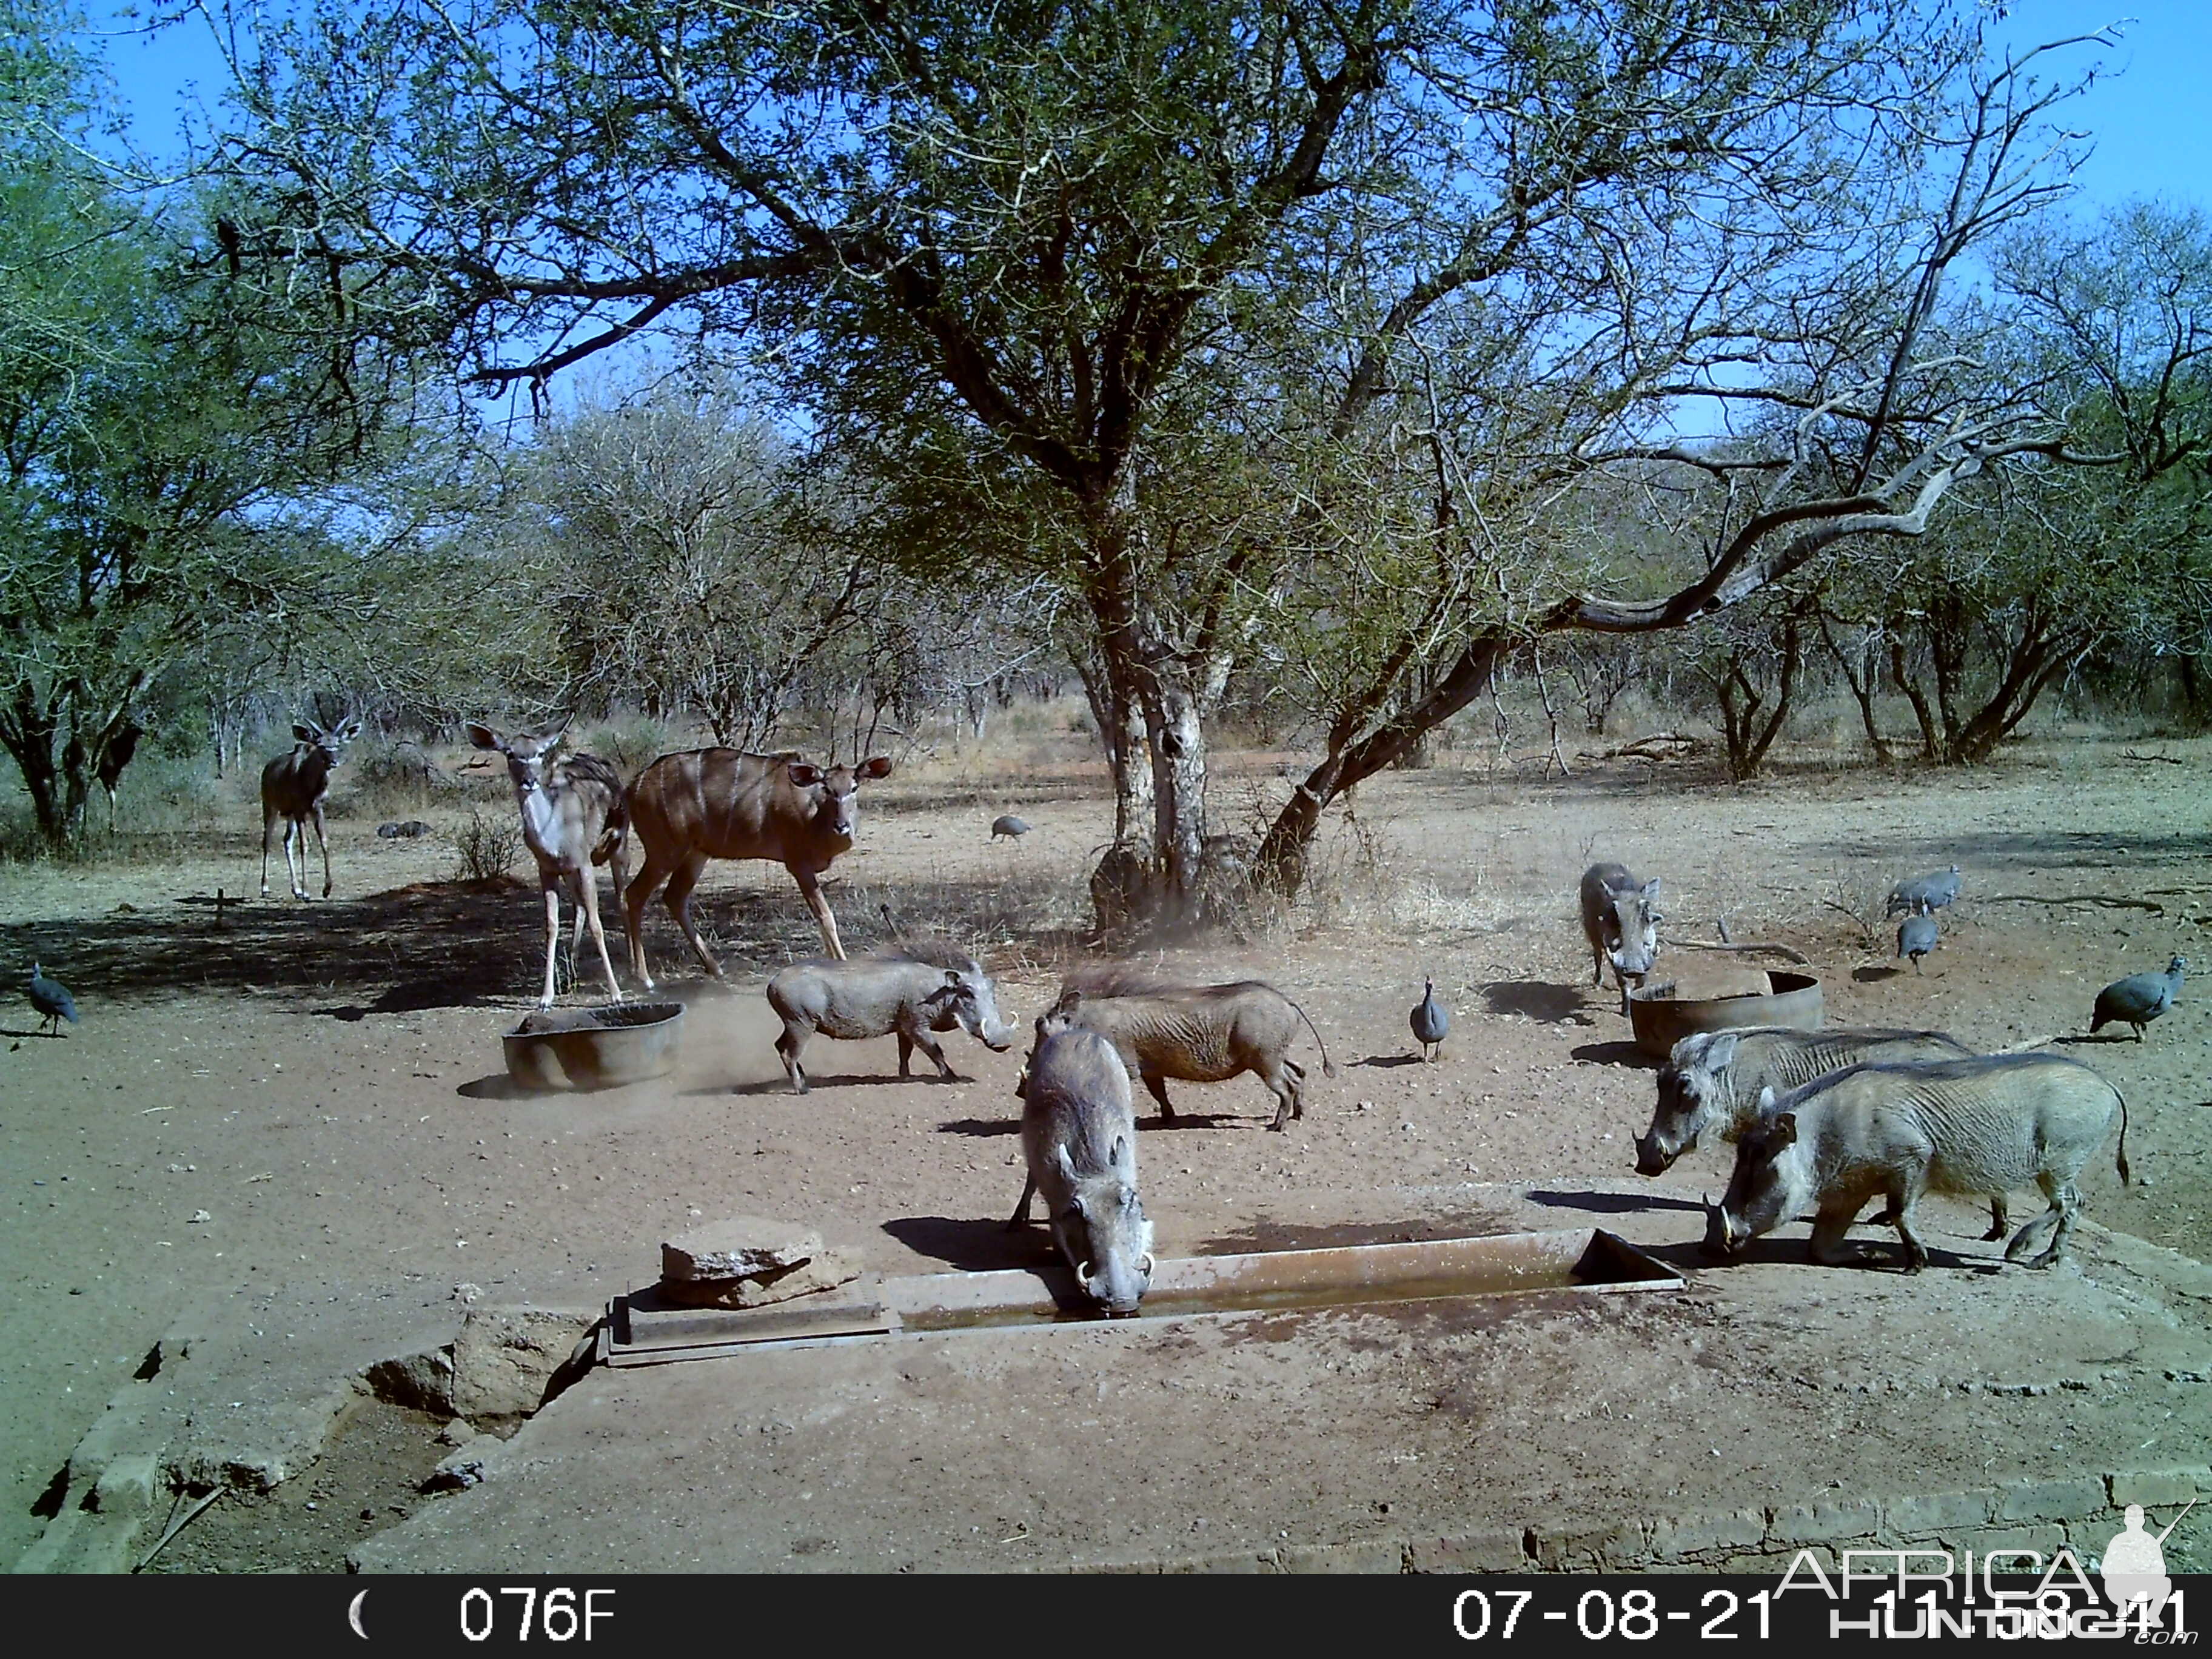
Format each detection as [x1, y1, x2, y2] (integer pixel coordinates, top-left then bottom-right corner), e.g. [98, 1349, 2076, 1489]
[2102, 1498, 2194, 1621]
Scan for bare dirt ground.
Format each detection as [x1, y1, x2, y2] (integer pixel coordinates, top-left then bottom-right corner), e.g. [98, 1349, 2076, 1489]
[3, 731, 2208, 1571]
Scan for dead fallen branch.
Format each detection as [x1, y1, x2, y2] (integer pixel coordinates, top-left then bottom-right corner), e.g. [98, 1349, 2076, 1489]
[1577, 732, 1698, 762]
[1994, 1034, 2059, 1055]
[1983, 893, 2164, 914]
[2121, 750, 2186, 765]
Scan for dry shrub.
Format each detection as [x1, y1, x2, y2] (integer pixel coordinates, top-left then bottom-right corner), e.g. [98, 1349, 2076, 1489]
[1820, 863, 1894, 952]
[452, 808, 524, 882]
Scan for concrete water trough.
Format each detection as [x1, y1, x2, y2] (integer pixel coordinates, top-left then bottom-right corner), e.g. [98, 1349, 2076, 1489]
[596, 1228, 1683, 1366]
[502, 1002, 686, 1092]
[1628, 968, 1824, 1058]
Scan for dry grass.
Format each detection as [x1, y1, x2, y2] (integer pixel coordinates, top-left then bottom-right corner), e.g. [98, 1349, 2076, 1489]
[451, 808, 525, 883]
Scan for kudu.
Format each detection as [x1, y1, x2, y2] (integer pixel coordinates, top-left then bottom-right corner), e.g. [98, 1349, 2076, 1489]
[96, 722, 142, 835]
[260, 717, 362, 900]
[467, 718, 630, 1007]
[623, 749, 893, 988]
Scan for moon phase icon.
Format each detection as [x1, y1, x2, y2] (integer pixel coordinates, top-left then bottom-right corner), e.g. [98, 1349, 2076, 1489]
[348, 1589, 370, 1640]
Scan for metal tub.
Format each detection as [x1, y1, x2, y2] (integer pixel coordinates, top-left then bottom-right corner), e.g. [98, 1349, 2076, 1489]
[502, 1002, 686, 1092]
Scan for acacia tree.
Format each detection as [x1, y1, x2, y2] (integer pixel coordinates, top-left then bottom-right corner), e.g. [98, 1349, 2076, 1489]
[189, 0, 2025, 915]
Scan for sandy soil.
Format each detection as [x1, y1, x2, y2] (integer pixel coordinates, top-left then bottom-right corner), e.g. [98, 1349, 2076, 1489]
[2, 732, 2207, 1570]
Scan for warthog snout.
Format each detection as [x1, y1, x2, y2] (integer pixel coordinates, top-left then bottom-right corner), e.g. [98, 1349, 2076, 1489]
[1085, 1251, 1156, 1316]
[1634, 1131, 1684, 1178]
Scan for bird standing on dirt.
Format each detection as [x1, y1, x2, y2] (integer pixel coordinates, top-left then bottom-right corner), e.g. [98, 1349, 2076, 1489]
[991, 814, 1032, 843]
[1887, 864, 1962, 917]
[28, 962, 79, 1037]
[2091, 956, 2187, 1042]
[1896, 912, 1938, 973]
[1410, 977, 1449, 1063]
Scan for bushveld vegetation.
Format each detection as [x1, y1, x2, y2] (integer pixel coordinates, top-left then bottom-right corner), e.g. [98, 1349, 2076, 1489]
[3, 0, 2207, 919]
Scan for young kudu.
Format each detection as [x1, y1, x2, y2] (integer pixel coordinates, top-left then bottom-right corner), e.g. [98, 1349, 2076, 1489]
[623, 749, 893, 988]
[467, 719, 631, 1007]
[260, 717, 363, 899]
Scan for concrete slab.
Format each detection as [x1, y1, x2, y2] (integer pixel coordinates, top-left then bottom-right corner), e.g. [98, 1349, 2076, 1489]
[348, 1181, 2212, 1574]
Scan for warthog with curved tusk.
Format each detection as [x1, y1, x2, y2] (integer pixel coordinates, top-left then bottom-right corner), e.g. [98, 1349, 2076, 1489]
[1008, 1005, 1155, 1316]
[765, 943, 1017, 1094]
[1704, 1053, 2131, 1273]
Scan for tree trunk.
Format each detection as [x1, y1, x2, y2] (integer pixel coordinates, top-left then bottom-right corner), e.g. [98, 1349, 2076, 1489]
[1889, 638, 1940, 760]
[1819, 618, 1894, 763]
[1140, 676, 1208, 927]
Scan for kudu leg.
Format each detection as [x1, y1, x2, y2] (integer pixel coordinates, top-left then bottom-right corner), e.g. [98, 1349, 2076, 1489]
[538, 876, 563, 1008]
[260, 811, 278, 898]
[577, 865, 625, 1002]
[312, 802, 333, 899]
[665, 853, 725, 979]
[793, 866, 846, 960]
[284, 820, 308, 900]
[623, 853, 670, 989]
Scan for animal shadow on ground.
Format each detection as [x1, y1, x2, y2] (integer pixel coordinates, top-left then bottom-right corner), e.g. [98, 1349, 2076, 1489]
[883, 1215, 1051, 1273]
[1526, 1187, 1707, 1217]
[1, 1025, 70, 1041]
[1853, 965, 1903, 983]
[934, 1116, 1022, 1137]
[723, 1073, 916, 1097]
[1198, 1210, 1515, 1254]
[1569, 1041, 1658, 1068]
[1481, 980, 1595, 1025]
[1353, 1053, 1424, 1069]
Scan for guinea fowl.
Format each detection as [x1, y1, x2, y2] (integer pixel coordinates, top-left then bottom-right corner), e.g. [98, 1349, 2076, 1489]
[1410, 977, 1449, 1063]
[1896, 913, 1938, 973]
[991, 814, 1031, 843]
[28, 962, 79, 1037]
[2091, 956, 2187, 1042]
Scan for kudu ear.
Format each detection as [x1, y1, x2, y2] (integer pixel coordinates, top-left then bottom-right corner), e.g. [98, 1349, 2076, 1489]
[786, 762, 824, 789]
[465, 722, 504, 752]
[1053, 988, 1082, 1016]
[293, 723, 319, 744]
[856, 756, 893, 780]
[1642, 878, 1662, 899]
[336, 717, 363, 741]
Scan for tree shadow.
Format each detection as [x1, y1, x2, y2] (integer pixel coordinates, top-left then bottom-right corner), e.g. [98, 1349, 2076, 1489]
[1481, 980, 1595, 1024]
[1568, 1041, 1658, 1069]
[934, 1117, 1022, 1138]
[883, 1215, 1047, 1273]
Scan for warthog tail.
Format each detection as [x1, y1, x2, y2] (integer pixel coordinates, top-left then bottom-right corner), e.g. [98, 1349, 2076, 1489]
[1281, 993, 1338, 1079]
[2116, 1085, 2133, 1185]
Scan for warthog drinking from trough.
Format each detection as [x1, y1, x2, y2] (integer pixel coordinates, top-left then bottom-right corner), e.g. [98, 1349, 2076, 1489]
[1007, 1007, 1155, 1316]
[1580, 862, 1663, 1015]
[1635, 1025, 2012, 1239]
[1044, 968, 1338, 1131]
[1704, 1053, 2131, 1273]
[764, 943, 1017, 1094]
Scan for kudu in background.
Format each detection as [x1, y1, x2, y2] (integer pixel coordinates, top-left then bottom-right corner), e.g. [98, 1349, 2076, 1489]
[623, 749, 893, 987]
[468, 718, 631, 1007]
[260, 717, 362, 899]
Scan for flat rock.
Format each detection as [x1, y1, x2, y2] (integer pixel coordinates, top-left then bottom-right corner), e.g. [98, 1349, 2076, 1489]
[663, 1217, 825, 1284]
[655, 1248, 865, 1310]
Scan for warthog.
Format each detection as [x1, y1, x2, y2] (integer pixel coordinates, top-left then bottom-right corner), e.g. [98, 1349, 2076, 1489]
[1007, 1008, 1155, 1315]
[1046, 968, 1338, 1131]
[765, 943, 1017, 1094]
[1704, 1053, 2131, 1273]
[1580, 862, 1663, 1014]
[1635, 1025, 2008, 1238]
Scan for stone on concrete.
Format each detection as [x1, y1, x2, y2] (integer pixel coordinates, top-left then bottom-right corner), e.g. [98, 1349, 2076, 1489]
[1409, 1529, 1529, 1574]
[656, 1248, 864, 1310]
[1998, 1476, 2106, 1523]
[1947, 1524, 2066, 1560]
[1532, 1520, 1646, 1570]
[1281, 1540, 1405, 1574]
[1885, 1490, 1996, 1534]
[365, 1346, 458, 1416]
[2109, 1467, 2207, 1507]
[1649, 1509, 1766, 1560]
[90, 1454, 161, 1518]
[1768, 1497, 1880, 1546]
[662, 1218, 825, 1284]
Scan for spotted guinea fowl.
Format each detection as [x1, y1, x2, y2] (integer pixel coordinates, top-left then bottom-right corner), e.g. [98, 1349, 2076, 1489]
[991, 814, 1031, 843]
[28, 962, 79, 1037]
[2091, 956, 2187, 1042]
[1886, 864, 1962, 917]
[1410, 976, 1449, 1063]
[1895, 912, 1938, 973]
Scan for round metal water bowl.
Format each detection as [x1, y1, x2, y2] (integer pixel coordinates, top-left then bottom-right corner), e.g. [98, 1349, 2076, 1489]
[502, 1002, 686, 1092]
[1627, 970, 1823, 1059]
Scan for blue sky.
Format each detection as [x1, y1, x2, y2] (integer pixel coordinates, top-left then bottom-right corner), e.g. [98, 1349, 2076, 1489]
[84, 2, 2210, 216]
